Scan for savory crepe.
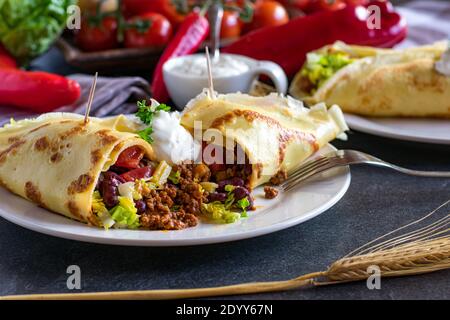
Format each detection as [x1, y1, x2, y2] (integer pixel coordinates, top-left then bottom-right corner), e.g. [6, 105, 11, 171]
[0, 93, 348, 230]
[181, 90, 348, 189]
[0, 113, 153, 227]
[289, 41, 450, 118]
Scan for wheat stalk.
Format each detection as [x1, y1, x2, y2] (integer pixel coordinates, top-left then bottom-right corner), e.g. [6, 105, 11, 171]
[1, 202, 449, 300]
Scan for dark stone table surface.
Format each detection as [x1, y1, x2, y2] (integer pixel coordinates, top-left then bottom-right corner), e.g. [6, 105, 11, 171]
[0, 48, 449, 299]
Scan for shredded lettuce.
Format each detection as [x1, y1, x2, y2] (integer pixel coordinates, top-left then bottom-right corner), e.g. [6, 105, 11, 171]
[118, 181, 142, 200]
[92, 191, 115, 229]
[223, 184, 236, 209]
[200, 182, 218, 193]
[237, 197, 250, 218]
[151, 161, 172, 185]
[109, 196, 140, 229]
[301, 52, 353, 94]
[201, 202, 241, 224]
[168, 170, 181, 184]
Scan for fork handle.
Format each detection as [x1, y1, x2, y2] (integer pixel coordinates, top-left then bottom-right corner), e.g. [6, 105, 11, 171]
[363, 160, 450, 178]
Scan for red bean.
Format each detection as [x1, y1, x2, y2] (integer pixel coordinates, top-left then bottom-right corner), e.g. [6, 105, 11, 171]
[233, 186, 249, 200]
[101, 172, 124, 208]
[217, 177, 245, 191]
[134, 200, 146, 213]
[208, 192, 227, 202]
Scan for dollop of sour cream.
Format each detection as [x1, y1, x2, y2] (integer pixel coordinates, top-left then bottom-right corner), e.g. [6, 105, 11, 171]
[171, 54, 250, 78]
[435, 41, 450, 76]
[151, 111, 200, 165]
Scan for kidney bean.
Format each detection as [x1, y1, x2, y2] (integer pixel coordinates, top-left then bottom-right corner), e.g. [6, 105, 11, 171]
[101, 172, 125, 208]
[246, 196, 254, 210]
[134, 200, 146, 214]
[233, 186, 249, 200]
[208, 192, 227, 203]
[217, 177, 245, 191]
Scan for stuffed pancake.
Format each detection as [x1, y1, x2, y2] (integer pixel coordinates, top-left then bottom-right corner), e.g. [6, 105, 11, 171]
[181, 90, 348, 190]
[289, 41, 450, 118]
[0, 113, 155, 228]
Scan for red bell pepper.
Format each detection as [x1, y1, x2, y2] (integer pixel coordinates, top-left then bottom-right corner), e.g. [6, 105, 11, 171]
[0, 70, 81, 113]
[151, 11, 209, 103]
[120, 167, 154, 182]
[115, 146, 145, 169]
[0, 45, 17, 69]
[223, 1, 407, 78]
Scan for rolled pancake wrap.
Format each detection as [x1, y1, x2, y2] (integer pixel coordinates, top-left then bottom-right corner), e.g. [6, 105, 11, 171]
[181, 91, 348, 189]
[0, 113, 153, 226]
[289, 41, 450, 118]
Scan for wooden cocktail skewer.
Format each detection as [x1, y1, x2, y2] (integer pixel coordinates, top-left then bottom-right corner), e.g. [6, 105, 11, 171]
[84, 72, 98, 124]
[205, 47, 215, 99]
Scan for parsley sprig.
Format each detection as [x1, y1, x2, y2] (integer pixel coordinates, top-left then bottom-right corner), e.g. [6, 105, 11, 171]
[135, 100, 171, 144]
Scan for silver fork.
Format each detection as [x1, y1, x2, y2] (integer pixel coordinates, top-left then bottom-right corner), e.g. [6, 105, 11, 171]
[281, 149, 450, 192]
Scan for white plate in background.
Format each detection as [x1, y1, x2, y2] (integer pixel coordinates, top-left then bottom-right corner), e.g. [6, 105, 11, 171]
[345, 114, 450, 145]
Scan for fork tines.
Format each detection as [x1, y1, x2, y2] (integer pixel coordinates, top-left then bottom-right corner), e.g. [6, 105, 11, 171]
[281, 156, 333, 192]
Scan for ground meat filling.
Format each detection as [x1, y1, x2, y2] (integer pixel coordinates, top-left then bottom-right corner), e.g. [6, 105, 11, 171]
[269, 169, 287, 185]
[264, 186, 279, 199]
[207, 144, 253, 189]
[140, 163, 210, 230]
[95, 144, 215, 230]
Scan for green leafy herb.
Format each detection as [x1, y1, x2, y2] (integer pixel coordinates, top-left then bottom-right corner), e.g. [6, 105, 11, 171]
[137, 127, 154, 144]
[168, 170, 181, 184]
[136, 100, 171, 143]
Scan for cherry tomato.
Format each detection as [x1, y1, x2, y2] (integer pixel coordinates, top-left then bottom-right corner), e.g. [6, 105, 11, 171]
[115, 146, 144, 169]
[309, 0, 346, 13]
[122, 0, 187, 28]
[120, 167, 154, 182]
[220, 11, 241, 39]
[124, 13, 173, 49]
[248, 1, 289, 31]
[75, 16, 119, 52]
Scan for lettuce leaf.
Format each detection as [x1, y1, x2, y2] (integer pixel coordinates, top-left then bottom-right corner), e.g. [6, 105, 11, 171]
[92, 191, 115, 229]
[201, 202, 241, 224]
[110, 196, 140, 229]
[0, 0, 75, 64]
[301, 52, 353, 94]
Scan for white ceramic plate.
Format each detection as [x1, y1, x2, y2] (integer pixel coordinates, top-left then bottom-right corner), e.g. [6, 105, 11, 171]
[345, 114, 450, 145]
[0, 144, 350, 247]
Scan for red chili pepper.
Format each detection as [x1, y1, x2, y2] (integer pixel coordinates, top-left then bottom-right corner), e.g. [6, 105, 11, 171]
[0, 69, 81, 113]
[223, 1, 407, 78]
[0, 45, 17, 69]
[151, 11, 209, 103]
